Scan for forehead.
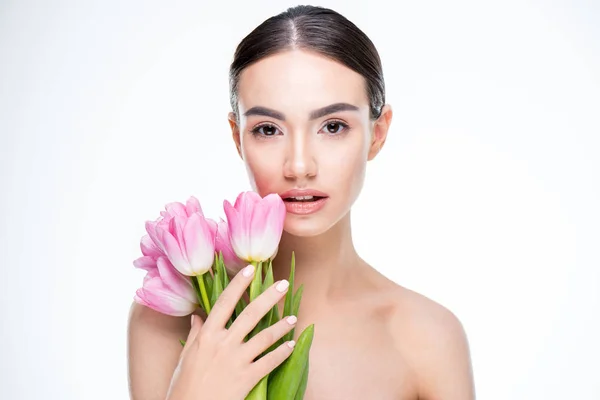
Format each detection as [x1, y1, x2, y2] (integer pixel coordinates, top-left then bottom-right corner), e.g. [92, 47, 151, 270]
[237, 49, 369, 115]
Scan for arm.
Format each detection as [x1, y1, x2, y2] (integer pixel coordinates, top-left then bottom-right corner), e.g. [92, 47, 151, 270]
[127, 301, 191, 400]
[413, 309, 476, 400]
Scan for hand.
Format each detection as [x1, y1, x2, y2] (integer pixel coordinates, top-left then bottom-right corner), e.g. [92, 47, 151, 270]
[166, 264, 297, 400]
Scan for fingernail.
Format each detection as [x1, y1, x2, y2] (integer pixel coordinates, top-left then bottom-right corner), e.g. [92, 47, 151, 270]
[276, 280, 289, 292]
[190, 314, 195, 327]
[287, 340, 296, 349]
[242, 265, 254, 277]
[286, 315, 297, 325]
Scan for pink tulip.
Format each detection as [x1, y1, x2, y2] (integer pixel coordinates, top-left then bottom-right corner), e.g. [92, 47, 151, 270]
[145, 196, 217, 276]
[223, 191, 286, 263]
[133, 255, 157, 272]
[132, 234, 165, 273]
[134, 257, 198, 316]
[155, 213, 217, 276]
[145, 196, 203, 250]
[215, 218, 247, 273]
[160, 196, 202, 218]
[140, 234, 163, 259]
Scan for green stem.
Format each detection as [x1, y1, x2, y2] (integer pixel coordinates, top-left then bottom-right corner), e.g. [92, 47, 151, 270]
[249, 260, 261, 302]
[191, 276, 202, 305]
[197, 274, 211, 314]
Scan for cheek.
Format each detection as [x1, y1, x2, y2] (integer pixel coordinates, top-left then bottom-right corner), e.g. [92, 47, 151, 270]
[242, 144, 282, 195]
[322, 136, 368, 196]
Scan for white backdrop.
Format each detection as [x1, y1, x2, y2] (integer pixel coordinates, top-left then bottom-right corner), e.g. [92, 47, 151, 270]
[1, 1, 599, 399]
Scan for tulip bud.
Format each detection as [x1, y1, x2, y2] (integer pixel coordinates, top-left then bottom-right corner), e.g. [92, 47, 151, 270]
[134, 257, 198, 316]
[223, 191, 286, 263]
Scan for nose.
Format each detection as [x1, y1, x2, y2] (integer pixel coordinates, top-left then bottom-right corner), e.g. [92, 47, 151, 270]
[283, 132, 318, 180]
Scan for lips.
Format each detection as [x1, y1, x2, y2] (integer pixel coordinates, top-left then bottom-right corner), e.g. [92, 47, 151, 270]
[279, 189, 329, 202]
[279, 189, 329, 215]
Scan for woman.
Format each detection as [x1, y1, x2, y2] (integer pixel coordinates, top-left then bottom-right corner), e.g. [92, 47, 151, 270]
[128, 5, 475, 399]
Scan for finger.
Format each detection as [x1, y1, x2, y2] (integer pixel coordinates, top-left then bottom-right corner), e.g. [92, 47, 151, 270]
[228, 279, 289, 342]
[203, 264, 255, 331]
[187, 313, 203, 343]
[249, 340, 296, 380]
[243, 315, 297, 361]
[179, 313, 204, 358]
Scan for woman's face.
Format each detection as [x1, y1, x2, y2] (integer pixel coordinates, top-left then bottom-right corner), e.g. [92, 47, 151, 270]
[229, 49, 392, 237]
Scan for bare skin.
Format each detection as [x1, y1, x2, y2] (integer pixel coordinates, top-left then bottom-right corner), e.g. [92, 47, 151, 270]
[128, 49, 475, 399]
[128, 262, 473, 399]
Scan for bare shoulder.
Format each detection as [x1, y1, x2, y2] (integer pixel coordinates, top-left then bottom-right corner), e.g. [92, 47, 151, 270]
[389, 284, 466, 344]
[366, 267, 476, 399]
[127, 301, 193, 400]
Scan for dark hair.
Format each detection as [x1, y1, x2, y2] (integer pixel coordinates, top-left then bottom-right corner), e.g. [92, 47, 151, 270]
[229, 5, 385, 122]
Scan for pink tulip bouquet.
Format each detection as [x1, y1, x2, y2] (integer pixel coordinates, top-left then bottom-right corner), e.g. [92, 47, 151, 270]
[133, 191, 314, 400]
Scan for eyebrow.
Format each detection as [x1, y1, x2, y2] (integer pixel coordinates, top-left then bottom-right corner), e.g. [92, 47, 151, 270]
[243, 102, 360, 121]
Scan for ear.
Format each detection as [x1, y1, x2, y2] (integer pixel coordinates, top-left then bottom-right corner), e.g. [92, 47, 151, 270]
[367, 104, 393, 161]
[228, 112, 243, 160]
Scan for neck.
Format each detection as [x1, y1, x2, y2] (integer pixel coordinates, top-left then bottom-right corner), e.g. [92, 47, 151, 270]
[272, 212, 361, 306]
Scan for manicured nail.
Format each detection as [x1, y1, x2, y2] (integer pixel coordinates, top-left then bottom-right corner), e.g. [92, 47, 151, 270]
[287, 340, 296, 349]
[276, 280, 289, 292]
[242, 265, 254, 277]
[286, 315, 297, 325]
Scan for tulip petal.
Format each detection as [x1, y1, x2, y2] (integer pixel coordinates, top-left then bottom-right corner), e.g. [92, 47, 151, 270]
[253, 199, 283, 260]
[134, 271, 197, 317]
[206, 218, 218, 240]
[182, 213, 215, 275]
[135, 286, 196, 316]
[164, 201, 187, 218]
[224, 192, 287, 262]
[140, 234, 163, 259]
[133, 256, 157, 272]
[144, 268, 159, 282]
[234, 191, 260, 209]
[170, 216, 187, 254]
[157, 257, 197, 303]
[186, 196, 203, 216]
[215, 218, 246, 272]
[224, 199, 248, 260]
[157, 225, 190, 275]
[145, 221, 162, 252]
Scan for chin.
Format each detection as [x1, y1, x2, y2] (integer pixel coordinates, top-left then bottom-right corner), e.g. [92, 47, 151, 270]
[282, 210, 347, 237]
[282, 215, 332, 237]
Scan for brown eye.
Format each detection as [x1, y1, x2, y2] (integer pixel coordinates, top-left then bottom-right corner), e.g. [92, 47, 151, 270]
[320, 121, 349, 135]
[251, 124, 281, 137]
[261, 125, 278, 136]
[327, 123, 340, 133]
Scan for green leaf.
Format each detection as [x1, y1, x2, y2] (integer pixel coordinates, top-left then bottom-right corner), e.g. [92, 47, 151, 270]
[289, 284, 304, 341]
[262, 260, 274, 292]
[219, 252, 230, 289]
[251, 261, 275, 339]
[272, 302, 281, 323]
[282, 252, 295, 342]
[210, 270, 223, 311]
[216, 253, 235, 327]
[179, 339, 186, 347]
[267, 324, 314, 400]
[292, 284, 304, 316]
[204, 270, 214, 302]
[245, 374, 268, 400]
[294, 358, 309, 400]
